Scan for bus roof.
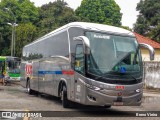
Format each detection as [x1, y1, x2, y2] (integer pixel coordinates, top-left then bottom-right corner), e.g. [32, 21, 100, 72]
[25, 22, 134, 47]
[0, 56, 19, 61]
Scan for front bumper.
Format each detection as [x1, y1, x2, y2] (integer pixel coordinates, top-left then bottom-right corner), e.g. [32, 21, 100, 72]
[84, 87, 142, 106]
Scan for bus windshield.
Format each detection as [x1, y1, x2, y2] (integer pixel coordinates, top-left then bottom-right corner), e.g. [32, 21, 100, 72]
[85, 32, 142, 77]
[7, 57, 21, 74]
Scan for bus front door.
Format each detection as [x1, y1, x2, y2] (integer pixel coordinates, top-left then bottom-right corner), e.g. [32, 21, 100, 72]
[74, 44, 85, 103]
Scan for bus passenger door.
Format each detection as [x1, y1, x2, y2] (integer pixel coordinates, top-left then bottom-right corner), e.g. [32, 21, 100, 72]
[74, 44, 85, 103]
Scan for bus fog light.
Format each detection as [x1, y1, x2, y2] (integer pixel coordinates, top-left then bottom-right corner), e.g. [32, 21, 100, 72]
[136, 89, 140, 93]
[88, 94, 96, 101]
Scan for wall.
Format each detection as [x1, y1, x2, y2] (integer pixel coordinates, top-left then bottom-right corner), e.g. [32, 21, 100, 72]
[143, 62, 160, 89]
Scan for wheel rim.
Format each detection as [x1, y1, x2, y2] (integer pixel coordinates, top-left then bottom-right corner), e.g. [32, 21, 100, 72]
[27, 87, 30, 93]
[61, 90, 64, 101]
[27, 82, 30, 93]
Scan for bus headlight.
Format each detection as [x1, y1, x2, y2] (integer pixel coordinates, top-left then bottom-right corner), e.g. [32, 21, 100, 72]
[85, 83, 101, 91]
[78, 78, 102, 91]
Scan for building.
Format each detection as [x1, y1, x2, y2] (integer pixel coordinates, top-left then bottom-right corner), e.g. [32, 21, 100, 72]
[134, 32, 160, 61]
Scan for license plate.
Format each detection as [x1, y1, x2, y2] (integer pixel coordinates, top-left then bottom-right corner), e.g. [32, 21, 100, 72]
[114, 102, 123, 106]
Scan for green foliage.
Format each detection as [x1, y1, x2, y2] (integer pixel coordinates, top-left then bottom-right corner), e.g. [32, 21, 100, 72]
[16, 23, 37, 57]
[0, 0, 39, 57]
[121, 26, 132, 31]
[0, 0, 39, 24]
[18, 0, 39, 24]
[37, 0, 80, 37]
[134, 0, 160, 42]
[75, 0, 122, 26]
[0, 0, 81, 57]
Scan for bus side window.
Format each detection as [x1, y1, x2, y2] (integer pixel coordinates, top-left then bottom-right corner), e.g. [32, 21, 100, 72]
[75, 44, 85, 74]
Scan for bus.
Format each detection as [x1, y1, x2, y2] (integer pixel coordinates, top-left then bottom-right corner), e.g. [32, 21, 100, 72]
[20, 22, 154, 108]
[0, 56, 6, 84]
[0, 56, 21, 84]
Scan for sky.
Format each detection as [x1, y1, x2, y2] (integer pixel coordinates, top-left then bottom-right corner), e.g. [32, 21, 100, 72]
[30, 0, 140, 29]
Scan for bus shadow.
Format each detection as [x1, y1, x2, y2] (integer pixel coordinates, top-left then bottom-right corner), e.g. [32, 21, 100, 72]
[68, 103, 134, 117]
[30, 92, 134, 117]
[33, 92, 62, 105]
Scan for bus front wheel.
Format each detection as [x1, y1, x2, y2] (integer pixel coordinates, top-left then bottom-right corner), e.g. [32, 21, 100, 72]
[61, 86, 70, 108]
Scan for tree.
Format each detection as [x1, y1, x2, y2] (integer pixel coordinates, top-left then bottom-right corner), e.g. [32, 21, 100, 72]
[121, 26, 132, 31]
[18, 0, 39, 24]
[75, 0, 122, 26]
[134, 0, 160, 42]
[37, 0, 80, 37]
[0, 0, 39, 56]
[16, 23, 37, 57]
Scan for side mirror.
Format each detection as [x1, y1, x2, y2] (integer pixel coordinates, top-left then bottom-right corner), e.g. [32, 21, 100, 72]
[74, 36, 90, 47]
[74, 36, 90, 54]
[139, 43, 155, 61]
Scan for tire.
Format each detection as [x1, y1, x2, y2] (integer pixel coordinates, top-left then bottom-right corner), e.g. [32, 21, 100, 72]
[61, 86, 70, 108]
[26, 80, 34, 95]
[104, 105, 111, 108]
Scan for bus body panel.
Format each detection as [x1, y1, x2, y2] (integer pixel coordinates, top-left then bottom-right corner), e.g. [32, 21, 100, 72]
[31, 61, 39, 92]
[38, 57, 70, 96]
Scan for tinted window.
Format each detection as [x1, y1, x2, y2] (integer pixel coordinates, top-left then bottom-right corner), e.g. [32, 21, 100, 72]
[68, 27, 84, 69]
[75, 44, 85, 74]
[23, 31, 69, 60]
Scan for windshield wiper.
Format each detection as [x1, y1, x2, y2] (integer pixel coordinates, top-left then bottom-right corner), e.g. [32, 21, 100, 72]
[95, 70, 123, 80]
[95, 72, 110, 80]
[127, 73, 140, 82]
[95, 71, 140, 83]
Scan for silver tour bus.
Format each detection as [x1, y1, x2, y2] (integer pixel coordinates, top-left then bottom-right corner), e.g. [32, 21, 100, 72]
[20, 22, 154, 108]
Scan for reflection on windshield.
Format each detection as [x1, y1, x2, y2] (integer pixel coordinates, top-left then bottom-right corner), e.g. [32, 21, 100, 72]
[85, 32, 142, 76]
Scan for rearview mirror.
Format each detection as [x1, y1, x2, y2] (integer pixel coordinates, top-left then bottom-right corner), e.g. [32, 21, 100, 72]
[139, 43, 155, 61]
[74, 36, 90, 54]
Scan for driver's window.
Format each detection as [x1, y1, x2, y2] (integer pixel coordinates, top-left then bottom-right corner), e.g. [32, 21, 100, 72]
[75, 44, 85, 74]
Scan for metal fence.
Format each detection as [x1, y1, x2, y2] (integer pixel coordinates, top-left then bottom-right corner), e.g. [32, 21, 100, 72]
[143, 62, 160, 89]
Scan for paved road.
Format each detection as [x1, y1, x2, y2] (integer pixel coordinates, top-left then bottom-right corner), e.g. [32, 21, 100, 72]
[0, 83, 160, 120]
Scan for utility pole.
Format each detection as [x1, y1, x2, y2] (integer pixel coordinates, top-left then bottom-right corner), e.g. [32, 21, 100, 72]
[4, 8, 18, 57]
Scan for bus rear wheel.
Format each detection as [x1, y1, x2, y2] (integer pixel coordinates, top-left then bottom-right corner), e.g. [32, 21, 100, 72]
[61, 86, 70, 108]
[26, 80, 34, 95]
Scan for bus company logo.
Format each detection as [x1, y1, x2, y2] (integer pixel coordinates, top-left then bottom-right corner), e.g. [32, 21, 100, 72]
[115, 85, 125, 90]
[25, 64, 32, 75]
[94, 34, 110, 39]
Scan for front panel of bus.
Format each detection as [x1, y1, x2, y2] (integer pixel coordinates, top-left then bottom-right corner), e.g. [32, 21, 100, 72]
[7, 58, 21, 81]
[72, 30, 143, 106]
[0, 57, 6, 79]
